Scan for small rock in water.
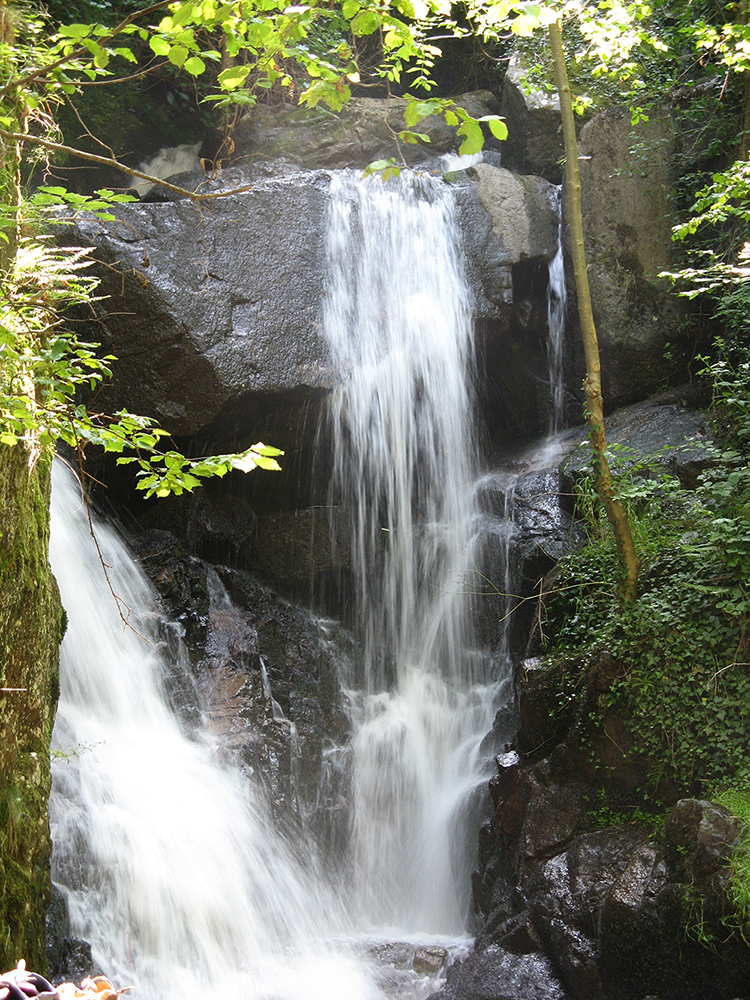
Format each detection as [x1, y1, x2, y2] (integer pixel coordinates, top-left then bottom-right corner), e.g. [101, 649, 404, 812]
[413, 946, 448, 976]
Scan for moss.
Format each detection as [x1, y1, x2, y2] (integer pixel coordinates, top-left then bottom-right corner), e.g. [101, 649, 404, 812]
[0, 444, 61, 972]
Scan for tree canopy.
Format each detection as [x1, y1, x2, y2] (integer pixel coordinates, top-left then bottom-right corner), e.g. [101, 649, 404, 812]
[2, 0, 750, 503]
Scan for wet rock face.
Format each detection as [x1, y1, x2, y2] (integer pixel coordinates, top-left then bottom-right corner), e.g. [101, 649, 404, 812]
[130, 529, 356, 856]
[436, 946, 571, 1000]
[470, 782, 750, 1000]
[468, 635, 750, 1000]
[64, 86, 690, 458]
[71, 172, 334, 439]
[471, 457, 585, 658]
[70, 157, 561, 448]
[45, 885, 96, 984]
[665, 798, 744, 882]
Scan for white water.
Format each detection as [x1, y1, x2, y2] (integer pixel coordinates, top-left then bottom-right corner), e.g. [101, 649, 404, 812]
[133, 143, 203, 197]
[323, 172, 500, 935]
[49, 463, 382, 1000]
[48, 169, 510, 997]
[547, 187, 567, 434]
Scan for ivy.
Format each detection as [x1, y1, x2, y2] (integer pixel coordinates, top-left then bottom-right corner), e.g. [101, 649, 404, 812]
[542, 411, 750, 792]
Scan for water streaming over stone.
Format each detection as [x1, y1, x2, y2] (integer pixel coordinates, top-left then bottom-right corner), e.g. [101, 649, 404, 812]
[322, 171, 500, 935]
[47, 168, 515, 998]
[49, 462, 383, 1000]
[547, 187, 567, 434]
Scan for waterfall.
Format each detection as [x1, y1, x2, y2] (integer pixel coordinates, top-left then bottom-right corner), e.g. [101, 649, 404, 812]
[322, 172, 499, 935]
[547, 187, 567, 434]
[48, 168, 508, 998]
[49, 462, 382, 1000]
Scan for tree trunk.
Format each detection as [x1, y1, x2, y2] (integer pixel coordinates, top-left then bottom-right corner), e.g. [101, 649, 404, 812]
[741, 1, 750, 160]
[548, 18, 640, 601]
[0, 14, 60, 964]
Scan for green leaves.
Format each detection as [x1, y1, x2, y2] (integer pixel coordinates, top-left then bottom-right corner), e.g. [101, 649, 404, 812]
[183, 55, 206, 76]
[363, 158, 401, 181]
[217, 64, 253, 90]
[1, 239, 284, 498]
[30, 186, 137, 224]
[149, 35, 171, 56]
[117, 439, 284, 498]
[401, 95, 507, 154]
[480, 114, 508, 141]
[457, 118, 483, 156]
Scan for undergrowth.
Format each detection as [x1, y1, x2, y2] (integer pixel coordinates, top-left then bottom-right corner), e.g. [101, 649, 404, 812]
[713, 787, 750, 934]
[542, 362, 750, 795]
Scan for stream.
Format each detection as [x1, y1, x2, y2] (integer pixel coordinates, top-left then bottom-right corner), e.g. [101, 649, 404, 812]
[48, 167, 567, 1000]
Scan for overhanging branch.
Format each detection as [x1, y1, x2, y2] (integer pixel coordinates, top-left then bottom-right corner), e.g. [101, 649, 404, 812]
[0, 128, 253, 201]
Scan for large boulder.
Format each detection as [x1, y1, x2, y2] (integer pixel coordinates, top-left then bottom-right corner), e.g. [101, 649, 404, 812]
[70, 160, 560, 448]
[229, 92, 504, 169]
[434, 946, 571, 1000]
[71, 171, 334, 439]
[465, 164, 559, 266]
[473, 774, 750, 1000]
[577, 107, 689, 406]
[560, 384, 712, 497]
[501, 55, 564, 183]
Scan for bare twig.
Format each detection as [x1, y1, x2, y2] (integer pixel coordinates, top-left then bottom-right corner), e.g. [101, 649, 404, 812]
[0, 128, 254, 201]
[76, 60, 169, 87]
[65, 97, 117, 160]
[63, 449, 150, 642]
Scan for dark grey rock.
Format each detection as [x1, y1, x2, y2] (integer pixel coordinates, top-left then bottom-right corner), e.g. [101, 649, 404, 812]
[45, 885, 97, 984]
[560, 387, 712, 495]
[476, 749, 750, 1000]
[230, 92, 504, 169]
[71, 170, 335, 438]
[515, 658, 571, 757]
[465, 164, 559, 265]
[252, 507, 352, 592]
[666, 798, 745, 881]
[431, 945, 570, 1000]
[501, 55, 564, 182]
[70, 159, 559, 445]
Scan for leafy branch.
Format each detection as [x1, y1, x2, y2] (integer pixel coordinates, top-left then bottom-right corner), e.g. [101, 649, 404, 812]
[0, 236, 283, 498]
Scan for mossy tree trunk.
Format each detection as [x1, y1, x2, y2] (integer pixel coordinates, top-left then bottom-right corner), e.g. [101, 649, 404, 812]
[0, 20, 61, 966]
[0, 448, 62, 972]
[548, 18, 640, 601]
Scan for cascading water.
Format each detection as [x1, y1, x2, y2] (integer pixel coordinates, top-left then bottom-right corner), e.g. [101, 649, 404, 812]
[547, 187, 567, 434]
[322, 171, 500, 935]
[49, 463, 382, 1000]
[48, 167, 511, 1000]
